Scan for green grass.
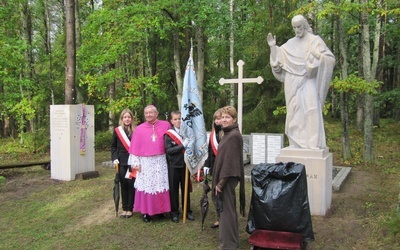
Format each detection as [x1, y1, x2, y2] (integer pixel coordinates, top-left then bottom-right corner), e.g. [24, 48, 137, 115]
[0, 119, 399, 249]
[0, 165, 225, 249]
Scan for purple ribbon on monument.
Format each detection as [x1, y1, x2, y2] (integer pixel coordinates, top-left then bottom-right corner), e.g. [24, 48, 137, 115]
[80, 104, 86, 155]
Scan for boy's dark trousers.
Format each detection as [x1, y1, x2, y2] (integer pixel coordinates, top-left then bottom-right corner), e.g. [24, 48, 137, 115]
[168, 166, 191, 216]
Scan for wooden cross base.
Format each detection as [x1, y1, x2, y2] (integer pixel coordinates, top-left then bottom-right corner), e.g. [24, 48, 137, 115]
[248, 229, 306, 250]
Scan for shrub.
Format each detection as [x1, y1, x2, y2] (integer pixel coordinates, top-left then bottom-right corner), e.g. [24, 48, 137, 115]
[0, 176, 5, 187]
[95, 130, 112, 150]
[23, 128, 50, 153]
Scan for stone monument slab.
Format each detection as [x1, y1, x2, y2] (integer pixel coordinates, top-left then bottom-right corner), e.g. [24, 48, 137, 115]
[50, 105, 95, 181]
[250, 133, 284, 165]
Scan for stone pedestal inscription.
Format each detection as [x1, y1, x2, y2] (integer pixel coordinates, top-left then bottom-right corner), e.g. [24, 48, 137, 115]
[50, 105, 95, 181]
[276, 147, 332, 216]
[251, 133, 283, 165]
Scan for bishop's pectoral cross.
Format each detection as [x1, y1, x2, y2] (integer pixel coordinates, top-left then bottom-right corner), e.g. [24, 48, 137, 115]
[219, 60, 264, 132]
[151, 125, 157, 141]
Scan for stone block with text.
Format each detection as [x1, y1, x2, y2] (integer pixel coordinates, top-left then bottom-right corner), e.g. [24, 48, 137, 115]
[50, 105, 95, 181]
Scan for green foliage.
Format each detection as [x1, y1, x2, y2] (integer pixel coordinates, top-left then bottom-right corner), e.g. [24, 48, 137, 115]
[398, 193, 400, 214]
[94, 130, 112, 151]
[0, 176, 5, 187]
[10, 97, 36, 136]
[0, 138, 27, 155]
[376, 87, 400, 119]
[331, 74, 381, 95]
[23, 128, 50, 154]
[0, 127, 49, 155]
[273, 106, 287, 116]
[273, 103, 331, 117]
[1, 0, 399, 143]
[384, 208, 400, 236]
[387, 7, 400, 16]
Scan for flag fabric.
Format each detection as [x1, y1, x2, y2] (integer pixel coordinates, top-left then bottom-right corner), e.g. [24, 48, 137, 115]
[180, 48, 208, 175]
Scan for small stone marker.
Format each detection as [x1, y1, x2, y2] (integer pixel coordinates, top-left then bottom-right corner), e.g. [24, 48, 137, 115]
[250, 133, 284, 165]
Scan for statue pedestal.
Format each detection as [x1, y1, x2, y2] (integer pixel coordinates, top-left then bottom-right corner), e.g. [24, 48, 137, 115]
[276, 147, 332, 216]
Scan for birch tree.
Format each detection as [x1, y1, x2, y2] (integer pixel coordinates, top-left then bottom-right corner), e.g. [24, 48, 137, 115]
[337, 8, 352, 160]
[228, 0, 235, 106]
[360, 0, 382, 161]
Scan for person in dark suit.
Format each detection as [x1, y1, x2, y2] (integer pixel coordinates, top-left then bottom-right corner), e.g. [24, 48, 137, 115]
[204, 108, 223, 228]
[111, 109, 136, 218]
[164, 110, 194, 223]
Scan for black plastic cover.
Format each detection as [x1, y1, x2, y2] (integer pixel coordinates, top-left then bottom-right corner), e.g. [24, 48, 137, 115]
[246, 162, 315, 240]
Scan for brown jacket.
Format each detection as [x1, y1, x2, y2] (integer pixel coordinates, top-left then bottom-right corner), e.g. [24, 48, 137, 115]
[212, 124, 245, 216]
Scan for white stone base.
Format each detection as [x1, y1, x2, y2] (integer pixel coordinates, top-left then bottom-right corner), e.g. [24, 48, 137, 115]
[276, 147, 332, 216]
[50, 105, 95, 181]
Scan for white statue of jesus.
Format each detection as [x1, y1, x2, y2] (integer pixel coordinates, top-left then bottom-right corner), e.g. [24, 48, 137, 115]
[268, 15, 335, 149]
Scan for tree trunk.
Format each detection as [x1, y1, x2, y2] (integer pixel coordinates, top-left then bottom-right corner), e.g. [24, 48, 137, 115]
[3, 118, 10, 137]
[363, 94, 374, 161]
[196, 26, 205, 103]
[340, 92, 352, 158]
[229, 0, 235, 106]
[356, 11, 364, 132]
[65, 0, 76, 104]
[337, 6, 352, 159]
[372, 0, 383, 129]
[75, 0, 83, 104]
[44, 0, 55, 105]
[356, 94, 364, 131]
[23, 1, 35, 134]
[108, 81, 116, 133]
[360, 0, 382, 162]
[173, 30, 183, 109]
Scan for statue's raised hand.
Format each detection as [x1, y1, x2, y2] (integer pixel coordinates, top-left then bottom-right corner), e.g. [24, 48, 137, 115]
[267, 33, 276, 47]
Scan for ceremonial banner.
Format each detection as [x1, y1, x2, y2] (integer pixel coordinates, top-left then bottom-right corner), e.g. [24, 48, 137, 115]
[180, 48, 208, 175]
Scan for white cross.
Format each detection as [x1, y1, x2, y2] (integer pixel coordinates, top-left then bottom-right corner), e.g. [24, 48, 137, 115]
[219, 60, 264, 132]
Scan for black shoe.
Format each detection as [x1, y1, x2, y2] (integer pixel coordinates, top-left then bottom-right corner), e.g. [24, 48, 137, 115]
[171, 215, 179, 223]
[187, 212, 194, 221]
[143, 214, 151, 223]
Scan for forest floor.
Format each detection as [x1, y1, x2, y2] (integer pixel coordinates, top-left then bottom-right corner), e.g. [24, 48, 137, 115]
[1, 149, 399, 249]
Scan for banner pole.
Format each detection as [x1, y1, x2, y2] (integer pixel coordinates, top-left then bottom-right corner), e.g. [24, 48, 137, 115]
[183, 165, 189, 223]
